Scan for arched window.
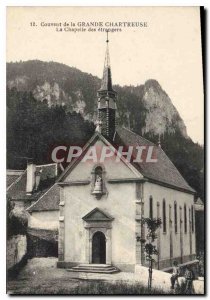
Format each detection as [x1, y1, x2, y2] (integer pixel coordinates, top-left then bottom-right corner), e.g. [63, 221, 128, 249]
[191, 205, 194, 233]
[184, 204, 187, 233]
[174, 201, 177, 233]
[163, 199, 166, 233]
[149, 196, 153, 219]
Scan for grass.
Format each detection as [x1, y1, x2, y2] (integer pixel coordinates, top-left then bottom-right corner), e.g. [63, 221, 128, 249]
[9, 280, 168, 295]
[70, 281, 168, 295]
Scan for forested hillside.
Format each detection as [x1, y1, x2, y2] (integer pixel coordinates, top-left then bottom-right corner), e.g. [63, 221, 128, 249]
[6, 60, 204, 200]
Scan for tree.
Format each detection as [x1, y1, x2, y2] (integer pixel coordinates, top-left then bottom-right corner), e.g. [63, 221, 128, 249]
[137, 217, 162, 290]
[7, 196, 28, 238]
[7, 87, 95, 169]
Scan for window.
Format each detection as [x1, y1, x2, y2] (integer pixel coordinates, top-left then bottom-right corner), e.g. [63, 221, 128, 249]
[184, 204, 187, 233]
[157, 202, 160, 219]
[191, 205, 194, 233]
[163, 199, 166, 233]
[169, 204, 172, 228]
[189, 208, 191, 231]
[174, 201, 177, 233]
[149, 196, 153, 219]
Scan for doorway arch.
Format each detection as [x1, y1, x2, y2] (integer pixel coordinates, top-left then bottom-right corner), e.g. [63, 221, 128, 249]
[92, 231, 106, 264]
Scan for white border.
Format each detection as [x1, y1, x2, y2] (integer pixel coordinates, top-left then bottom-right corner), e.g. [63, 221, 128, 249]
[1, 1, 208, 298]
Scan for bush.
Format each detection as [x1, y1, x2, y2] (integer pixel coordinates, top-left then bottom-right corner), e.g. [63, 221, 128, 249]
[7, 197, 28, 238]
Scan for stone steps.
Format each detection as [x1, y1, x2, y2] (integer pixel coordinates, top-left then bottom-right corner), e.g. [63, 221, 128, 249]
[68, 264, 120, 274]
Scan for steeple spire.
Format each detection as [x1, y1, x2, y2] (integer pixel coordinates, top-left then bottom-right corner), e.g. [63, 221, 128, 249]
[105, 31, 110, 67]
[99, 31, 115, 93]
[97, 32, 117, 140]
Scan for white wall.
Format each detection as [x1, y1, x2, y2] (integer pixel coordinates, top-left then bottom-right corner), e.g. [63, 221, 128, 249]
[61, 137, 196, 268]
[143, 182, 196, 261]
[64, 182, 136, 265]
[63, 140, 139, 265]
[28, 211, 59, 230]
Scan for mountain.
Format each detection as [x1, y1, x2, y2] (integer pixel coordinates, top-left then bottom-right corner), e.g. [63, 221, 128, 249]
[6, 60, 204, 200]
[7, 60, 188, 138]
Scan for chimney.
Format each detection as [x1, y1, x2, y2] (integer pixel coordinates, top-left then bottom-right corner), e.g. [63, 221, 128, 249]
[35, 169, 42, 190]
[26, 161, 36, 194]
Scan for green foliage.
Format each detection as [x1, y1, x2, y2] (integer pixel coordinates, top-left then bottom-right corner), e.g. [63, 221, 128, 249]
[8, 279, 168, 295]
[7, 197, 28, 238]
[140, 217, 162, 260]
[142, 218, 162, 242]
[68, 281, 167, 295]
[197, 251, 204, 277]
[138, 217, 162, 290]
[7, 87, 95, 169]
[6, 61, 204, 201]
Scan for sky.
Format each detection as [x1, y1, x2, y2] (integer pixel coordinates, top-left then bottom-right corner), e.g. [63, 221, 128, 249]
[7, 6, 204, 144]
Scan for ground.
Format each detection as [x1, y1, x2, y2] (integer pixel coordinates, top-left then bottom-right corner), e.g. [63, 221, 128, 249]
[7, 257, 204, 295]
[7, 258, 167, 295]
[7, 258, 83, 295]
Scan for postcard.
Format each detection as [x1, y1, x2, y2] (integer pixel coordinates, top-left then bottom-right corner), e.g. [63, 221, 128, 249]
[6, 6, 205, 295]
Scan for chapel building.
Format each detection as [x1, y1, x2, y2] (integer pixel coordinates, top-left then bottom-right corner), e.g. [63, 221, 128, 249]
[56, 38, 196, 272]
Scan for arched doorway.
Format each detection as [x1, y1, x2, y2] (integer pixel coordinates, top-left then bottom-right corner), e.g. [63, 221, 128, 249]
[92, 231, 106, 264]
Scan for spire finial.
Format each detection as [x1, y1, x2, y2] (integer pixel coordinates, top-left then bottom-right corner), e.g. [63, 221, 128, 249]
[158, 133, 161, 148]
[106, 30, 109, 44]
[104, 30, 110, 67]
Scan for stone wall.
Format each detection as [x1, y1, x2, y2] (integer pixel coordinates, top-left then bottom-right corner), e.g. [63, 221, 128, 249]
[27, 228, 58, 258]
[7, 234, 27, 270]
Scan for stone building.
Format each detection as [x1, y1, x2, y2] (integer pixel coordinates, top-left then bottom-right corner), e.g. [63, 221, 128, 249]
[7, 163, 61, 257]
[55, 39, 196, 272]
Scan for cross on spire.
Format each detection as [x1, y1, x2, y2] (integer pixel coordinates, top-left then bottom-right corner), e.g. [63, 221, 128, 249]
[104, 30, 110, 68]
[106, 30, 109, 43]
[99, 31, 113, 91]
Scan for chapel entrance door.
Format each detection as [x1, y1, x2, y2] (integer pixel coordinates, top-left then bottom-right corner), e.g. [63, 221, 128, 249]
[92, 231, 106, 264]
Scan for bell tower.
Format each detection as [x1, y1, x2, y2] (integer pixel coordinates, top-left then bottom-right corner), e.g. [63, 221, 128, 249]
[96, 32, 117, 140]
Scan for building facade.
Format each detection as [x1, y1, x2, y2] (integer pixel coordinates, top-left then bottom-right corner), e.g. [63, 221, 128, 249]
[56, 39, 196, 272]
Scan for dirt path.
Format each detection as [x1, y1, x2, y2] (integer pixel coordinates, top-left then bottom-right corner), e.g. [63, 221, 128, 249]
[7, 257, 204, 295]
[7, 257, 89, 294]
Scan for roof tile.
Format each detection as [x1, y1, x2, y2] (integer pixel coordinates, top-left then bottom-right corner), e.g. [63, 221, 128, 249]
[114, 127, 195, 193]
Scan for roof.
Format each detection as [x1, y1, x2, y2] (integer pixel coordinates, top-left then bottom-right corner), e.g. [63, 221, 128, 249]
[114, 127, 195, 194]
[98, 42, 116, 93]
[7, 163, 59, 201]
[58, 127, 195, 194]
[21, 126, 195, 212]
[194, 197, 204, 211]
[27, 184, 60, 212]
[195, 197, 203, 205]
[6, 170, 24, 189]
[27, 227, 58, 242]
[57, 131, 141, 182]
[82, 207, 114, 222]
